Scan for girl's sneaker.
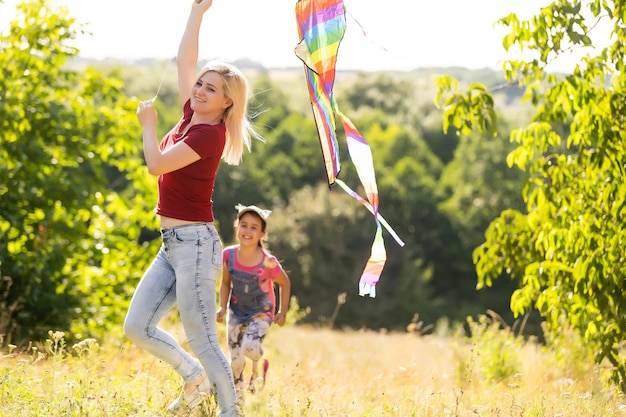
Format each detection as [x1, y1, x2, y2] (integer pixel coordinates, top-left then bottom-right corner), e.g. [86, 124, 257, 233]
[248, 359, 269, 393]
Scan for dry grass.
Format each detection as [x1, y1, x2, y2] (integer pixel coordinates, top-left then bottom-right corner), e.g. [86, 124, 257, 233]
[1, 324, 624, 416]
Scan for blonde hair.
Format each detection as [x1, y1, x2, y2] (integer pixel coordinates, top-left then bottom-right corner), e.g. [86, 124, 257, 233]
[196, 62, 264, 165]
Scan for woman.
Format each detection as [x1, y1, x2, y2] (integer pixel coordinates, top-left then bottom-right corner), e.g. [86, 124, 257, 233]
[124, 1, 260, 415]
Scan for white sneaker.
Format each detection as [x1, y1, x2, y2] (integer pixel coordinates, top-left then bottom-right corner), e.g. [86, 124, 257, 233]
[248, 359, 269, 394]
[167, 376, 213, 412]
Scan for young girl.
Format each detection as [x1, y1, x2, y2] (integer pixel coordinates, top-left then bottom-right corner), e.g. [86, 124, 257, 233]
[124, 1, 261, 415]
[216, 204, 291, 399]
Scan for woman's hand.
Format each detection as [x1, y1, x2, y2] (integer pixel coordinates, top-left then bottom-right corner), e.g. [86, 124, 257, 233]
[192, 0, 213, 13]
[136, 100, 157, 128]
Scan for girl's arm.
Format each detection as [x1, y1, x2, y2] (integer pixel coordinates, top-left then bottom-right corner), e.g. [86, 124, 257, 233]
[177, 0, 213, 106]
[274, 271, 291, 327]
[216, 264, 232, 323]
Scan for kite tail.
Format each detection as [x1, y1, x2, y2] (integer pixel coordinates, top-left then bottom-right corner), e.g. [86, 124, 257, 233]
[335, 179, 405, 248]
[359, 226, 386, 297]
[336, 179, 405, 298]
[295, 0, 404, 297]
[337, 112, 404, 297]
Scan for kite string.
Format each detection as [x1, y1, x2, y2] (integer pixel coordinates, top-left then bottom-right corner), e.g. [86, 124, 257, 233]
[151, 57, 176, 102]
[344, 9, 388, 53]
[345, 8, 415, 64]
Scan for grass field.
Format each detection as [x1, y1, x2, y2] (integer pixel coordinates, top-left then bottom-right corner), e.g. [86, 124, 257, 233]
[1, 321, 624, 416]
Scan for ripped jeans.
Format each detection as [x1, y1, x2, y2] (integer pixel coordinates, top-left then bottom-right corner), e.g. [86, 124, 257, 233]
[124, 223, 239, 417]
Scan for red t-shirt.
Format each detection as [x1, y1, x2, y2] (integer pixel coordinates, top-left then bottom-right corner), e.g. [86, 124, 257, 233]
[155, 100, 226, 222]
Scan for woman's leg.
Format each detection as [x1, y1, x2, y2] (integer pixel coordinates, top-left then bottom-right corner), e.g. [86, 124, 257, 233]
[124, 245, 204, 382]
[170, 223, 239, 417]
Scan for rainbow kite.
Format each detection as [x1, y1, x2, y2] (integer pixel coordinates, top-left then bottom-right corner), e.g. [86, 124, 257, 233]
[295, 0, 405, 297]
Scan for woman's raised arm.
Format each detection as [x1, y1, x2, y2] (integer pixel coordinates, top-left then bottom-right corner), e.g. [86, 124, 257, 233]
[177, 0, 213, 106]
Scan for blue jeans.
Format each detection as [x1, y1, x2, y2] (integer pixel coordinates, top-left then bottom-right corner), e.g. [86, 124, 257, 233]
[124, 223, 239, 416]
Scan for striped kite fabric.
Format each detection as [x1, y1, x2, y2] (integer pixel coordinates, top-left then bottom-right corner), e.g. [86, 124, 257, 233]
[295, 0, 405, 298]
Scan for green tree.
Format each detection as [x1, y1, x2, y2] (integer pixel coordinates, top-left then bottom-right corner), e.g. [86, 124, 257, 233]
[341, 73, 417, 120]
[0, 0, 156, 344]
[436, 0, 626, 391]
[438, 117, 527, 252]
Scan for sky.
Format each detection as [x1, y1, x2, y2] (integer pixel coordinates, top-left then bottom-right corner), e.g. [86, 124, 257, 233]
[0, 0, 609, 73]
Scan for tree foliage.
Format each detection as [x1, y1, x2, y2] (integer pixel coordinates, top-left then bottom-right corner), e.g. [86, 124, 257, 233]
[436, 0, 626, 391]
[438, 118, 527, 251]
[0, 0, 156, 344]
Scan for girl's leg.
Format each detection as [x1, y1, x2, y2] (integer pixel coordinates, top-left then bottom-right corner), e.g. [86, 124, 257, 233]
[248, 357, 269, 393]
[242, 318, 270, 391]
[242, 317, 270, 362]
[123, 246, 204, 382]
[227, 321, 248, 399]
[170, 223, 239, 417]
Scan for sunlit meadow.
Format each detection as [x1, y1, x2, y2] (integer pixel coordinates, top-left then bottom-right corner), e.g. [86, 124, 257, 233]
[1, 315, 625, 417]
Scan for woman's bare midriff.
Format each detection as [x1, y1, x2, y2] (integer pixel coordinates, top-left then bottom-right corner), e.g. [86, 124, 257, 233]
[159, 215, 204, 229]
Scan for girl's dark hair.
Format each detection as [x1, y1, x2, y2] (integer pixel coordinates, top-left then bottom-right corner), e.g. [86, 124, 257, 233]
[234, 211, 267, 248]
